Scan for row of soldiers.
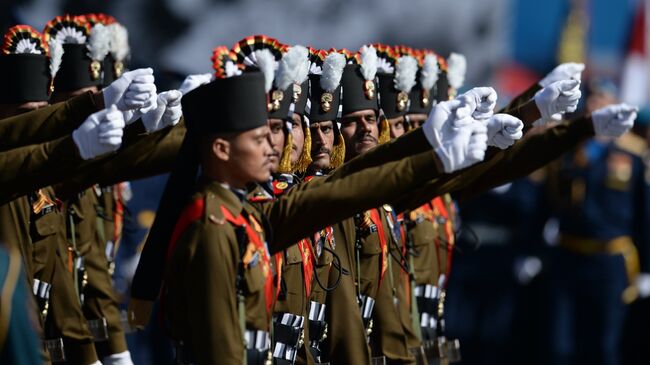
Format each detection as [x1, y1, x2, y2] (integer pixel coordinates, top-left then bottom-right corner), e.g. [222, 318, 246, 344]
[0, 12, 639, 365]
[0, 14, 183, 365]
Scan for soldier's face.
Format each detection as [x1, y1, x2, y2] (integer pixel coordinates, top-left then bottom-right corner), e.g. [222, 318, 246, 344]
[0, 101, 49, 118]
[227, 125, 274, 184]
[408, 114, 427, 129]
[267, 118, 285, 172]
[387, 115, 406, 139]
[50, 86, 99, 103]
[309, 120, 335, 170]
[339, 109, 379, 160]
[290, 113, 304, 165]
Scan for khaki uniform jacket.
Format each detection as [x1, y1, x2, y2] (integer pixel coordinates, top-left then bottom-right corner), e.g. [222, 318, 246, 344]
[165, 147, 442, 364]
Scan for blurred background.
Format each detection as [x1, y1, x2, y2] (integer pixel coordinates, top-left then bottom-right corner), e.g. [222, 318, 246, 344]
[3, 0, 650, 364]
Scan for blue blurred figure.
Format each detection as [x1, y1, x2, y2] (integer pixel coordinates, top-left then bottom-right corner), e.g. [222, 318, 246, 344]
[544, 79, 650, 365]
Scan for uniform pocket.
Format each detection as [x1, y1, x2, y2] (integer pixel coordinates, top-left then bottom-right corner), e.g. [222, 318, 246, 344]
[244, 264, 265, 294]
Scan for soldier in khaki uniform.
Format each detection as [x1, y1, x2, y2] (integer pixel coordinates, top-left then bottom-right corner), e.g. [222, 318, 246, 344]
[141, 31, 492, 361]
[0, 24, 133, 365]
[42, 15, 150, 364]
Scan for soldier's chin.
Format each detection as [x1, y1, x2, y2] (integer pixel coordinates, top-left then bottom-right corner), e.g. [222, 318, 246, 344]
[254, 167, 272, 182]
[356, 140, 376, 154]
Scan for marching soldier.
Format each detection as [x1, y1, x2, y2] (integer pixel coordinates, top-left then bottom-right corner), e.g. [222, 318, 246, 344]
[0, 24, 133, 365]
[138, 34, 490, 363]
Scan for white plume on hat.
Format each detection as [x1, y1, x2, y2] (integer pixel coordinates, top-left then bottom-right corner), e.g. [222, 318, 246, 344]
[320, 52, 346, 93]
[252, 49, 277, 92]
[394, 55, 418, 93]
[14, 39, 41, 54]
[275, 45, 309, 91]
[107, 23, 130, 62]
[421, 54, 439, 90]
[54, 27, 86, 44]
[48, 39, 64, 79]
[224, 61, 242, 78]
[447, 52, 467, 90]
[359, 45, 378, 82]
[377, 57, 394, 74]
[87, 24, 111, 62]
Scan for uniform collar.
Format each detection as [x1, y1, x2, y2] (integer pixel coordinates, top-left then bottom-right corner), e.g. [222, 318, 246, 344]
[198, 178, 245, 217]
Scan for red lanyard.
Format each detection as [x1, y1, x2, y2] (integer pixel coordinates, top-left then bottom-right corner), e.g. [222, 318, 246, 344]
[432, 197, 455, 288]
[368, 209, 389, 288]
[297, 238, 314, 297]
[221, 205, 277, 317]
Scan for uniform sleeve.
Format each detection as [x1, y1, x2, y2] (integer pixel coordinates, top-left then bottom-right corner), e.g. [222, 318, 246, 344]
[53, 121, 186, 199]
[261, 150, 443, 252]
[391, 116, 595, 212]
[497, 82, 542, 114]
[0, 92, 100, 152]
[184, 223, 243, 364]
[0, 136, 84, 205]
[326, 128, 432, 181]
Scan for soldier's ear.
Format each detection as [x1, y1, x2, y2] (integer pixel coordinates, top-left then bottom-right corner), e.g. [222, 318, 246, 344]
[212, 137, 230, 162]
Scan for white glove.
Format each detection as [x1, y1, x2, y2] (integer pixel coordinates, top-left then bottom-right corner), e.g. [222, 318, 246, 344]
[534, 80, 581, 123]
[422, 99, 465, 145]
[434, 118, 489, 173]
[636, 273, 650, 299]
[591, 103, 638, 137]
[103, 68, 157, 112]
[178, 73, 213, 95]
[102, 351, 134, 365]
[141, 90, 183, 132]
[486, 114, 524, 149]
[457, 86, 498, 120]
[72, 105, 125, 160]
[539, 62, 585, 87]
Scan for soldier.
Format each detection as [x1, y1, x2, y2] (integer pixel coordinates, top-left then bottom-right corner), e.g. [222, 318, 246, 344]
[230, 37, 315, 364]
[42, 14, 158, 364]
[0, 24, 131, 365]
[146, 32, 490, 362]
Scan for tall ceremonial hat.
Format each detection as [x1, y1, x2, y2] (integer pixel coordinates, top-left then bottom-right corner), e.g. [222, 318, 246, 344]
[232, 35, 290, 119]
[232, 35, 314, 173]
[306, 48, 347, 168]
[274, 44, 311, 173]
[375, 44, 418, 119]
[435, 53, 450, 102]
[183, 45, 267, 135]
[43, 14, 108, 92]
[0, 25, 53, 103]
[340, 46, 378, 116]
[129, 46, 269, 327]
[408, 49, 441, 115]
[84, 13, 125, 86]
[306, 47, 344, 123]
[445, 52, 466, 99]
